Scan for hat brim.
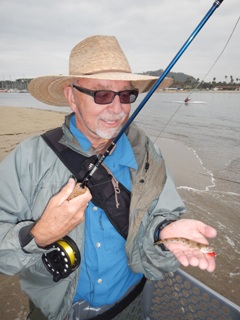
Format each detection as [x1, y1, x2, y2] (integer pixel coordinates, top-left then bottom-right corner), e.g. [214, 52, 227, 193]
[28, 73, 173, 106]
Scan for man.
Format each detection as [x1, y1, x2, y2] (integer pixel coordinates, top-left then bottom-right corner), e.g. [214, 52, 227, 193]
[0, 35, 216, 320]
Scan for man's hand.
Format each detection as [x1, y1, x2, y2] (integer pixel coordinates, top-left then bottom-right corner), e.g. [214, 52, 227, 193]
[159, 219, 217, 272]
[31, 178, 92, 247]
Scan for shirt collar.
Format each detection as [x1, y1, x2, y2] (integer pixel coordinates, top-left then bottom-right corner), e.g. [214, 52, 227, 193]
[70, 115, 92, 151]
[70, 114, 137, 170]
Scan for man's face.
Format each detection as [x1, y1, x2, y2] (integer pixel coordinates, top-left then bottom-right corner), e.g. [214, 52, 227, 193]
[65, 78, 134, 149]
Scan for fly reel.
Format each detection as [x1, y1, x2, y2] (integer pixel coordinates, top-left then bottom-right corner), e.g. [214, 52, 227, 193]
[42, 236, 81, 282]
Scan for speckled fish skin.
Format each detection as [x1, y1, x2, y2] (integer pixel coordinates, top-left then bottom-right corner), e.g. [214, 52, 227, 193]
[154, 237, 216, 255]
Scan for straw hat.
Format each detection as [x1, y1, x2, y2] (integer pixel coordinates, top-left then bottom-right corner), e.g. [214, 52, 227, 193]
[28, 35, 173, 106]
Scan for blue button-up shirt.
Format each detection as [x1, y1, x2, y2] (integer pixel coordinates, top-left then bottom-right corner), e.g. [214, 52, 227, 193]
[70, 116, 143, 307]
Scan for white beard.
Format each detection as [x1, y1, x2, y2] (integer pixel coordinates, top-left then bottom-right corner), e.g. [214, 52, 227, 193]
[96, 110, 126, 139]
[95, 125, 122, 140]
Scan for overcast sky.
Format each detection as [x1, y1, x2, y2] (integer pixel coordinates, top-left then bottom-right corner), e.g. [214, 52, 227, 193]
[1, 0, 239, 83]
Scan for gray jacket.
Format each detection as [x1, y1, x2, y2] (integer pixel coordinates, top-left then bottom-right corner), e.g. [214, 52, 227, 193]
[0, 115, 185, 319]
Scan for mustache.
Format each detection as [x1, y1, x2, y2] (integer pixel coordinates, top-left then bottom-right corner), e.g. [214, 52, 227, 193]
[99, 111, 126, 121]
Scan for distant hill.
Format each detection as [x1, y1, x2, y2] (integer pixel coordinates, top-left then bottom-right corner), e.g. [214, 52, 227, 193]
[141, 69, 197, 84]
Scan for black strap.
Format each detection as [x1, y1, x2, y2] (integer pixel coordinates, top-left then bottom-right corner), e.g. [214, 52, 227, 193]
[88, 277, 146, 320]
[41, 127, 88, 178]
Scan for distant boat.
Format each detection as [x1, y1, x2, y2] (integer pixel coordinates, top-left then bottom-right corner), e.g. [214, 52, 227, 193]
[171, 100, 207, 104]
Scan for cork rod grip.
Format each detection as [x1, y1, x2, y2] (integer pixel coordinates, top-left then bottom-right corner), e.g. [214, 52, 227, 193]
[68, 183, 87, 200]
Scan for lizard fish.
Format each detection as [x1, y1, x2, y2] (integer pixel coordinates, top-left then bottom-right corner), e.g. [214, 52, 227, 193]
[154, 237, 216, 257]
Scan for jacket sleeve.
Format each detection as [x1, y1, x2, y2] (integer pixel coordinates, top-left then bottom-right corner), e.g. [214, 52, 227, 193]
[126, 142, 186, 280]
[0, 137, 68, 275]
[142, 169, 185, 280]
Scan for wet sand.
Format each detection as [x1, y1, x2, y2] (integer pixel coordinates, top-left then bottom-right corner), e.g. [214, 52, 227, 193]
[0, 106, 239, 319]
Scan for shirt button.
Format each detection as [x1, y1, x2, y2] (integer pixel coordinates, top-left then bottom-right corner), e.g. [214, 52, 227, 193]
[96, 242, 101, 248]
[93, 206, 98, 211]
[97, 279, 102, 284]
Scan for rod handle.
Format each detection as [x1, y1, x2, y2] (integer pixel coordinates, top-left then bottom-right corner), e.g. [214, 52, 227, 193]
[68, 183, 87, 200]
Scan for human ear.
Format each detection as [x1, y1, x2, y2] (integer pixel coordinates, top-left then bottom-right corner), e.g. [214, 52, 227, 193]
[64, 86, 77, 112]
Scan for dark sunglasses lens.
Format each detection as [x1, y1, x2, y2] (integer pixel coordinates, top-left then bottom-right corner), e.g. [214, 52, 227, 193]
[119, 90, 138, 104]
[94, 90, 138, 104]
[94, 91, 114, 104]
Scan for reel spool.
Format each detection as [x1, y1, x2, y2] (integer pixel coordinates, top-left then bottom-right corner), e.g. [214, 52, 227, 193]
[42, 236, 81, 282]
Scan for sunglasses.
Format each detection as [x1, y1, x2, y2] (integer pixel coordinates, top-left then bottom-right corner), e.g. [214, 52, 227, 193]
[72, 84, 138, 105]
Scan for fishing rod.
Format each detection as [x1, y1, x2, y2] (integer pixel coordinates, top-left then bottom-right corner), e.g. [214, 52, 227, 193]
[79, 0, 224, 189]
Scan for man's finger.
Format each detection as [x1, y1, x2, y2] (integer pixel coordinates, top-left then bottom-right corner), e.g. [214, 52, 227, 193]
[56, 178, 77, 204]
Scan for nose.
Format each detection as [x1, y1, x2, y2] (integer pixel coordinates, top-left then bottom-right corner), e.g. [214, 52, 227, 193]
[107, 95, 123, 114]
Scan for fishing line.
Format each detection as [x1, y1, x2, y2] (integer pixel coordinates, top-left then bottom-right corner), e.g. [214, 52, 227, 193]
[153, 103, 183, 141]
[185, 15, 240, 101]
[153, 14, 240, 143]
[199, 173, 240, 185]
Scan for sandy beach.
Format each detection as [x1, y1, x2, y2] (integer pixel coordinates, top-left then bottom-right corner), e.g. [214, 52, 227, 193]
[0, 107, 66, 161]
[0, 106, 239, 319]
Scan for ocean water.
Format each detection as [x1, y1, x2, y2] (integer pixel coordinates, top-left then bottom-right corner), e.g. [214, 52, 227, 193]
[0, 91, 239, 194]
[0, 92, 71, 113]
[1, 91, 239, 177]
[0, 91, 240, 305]
[133, 91, 240, 186]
